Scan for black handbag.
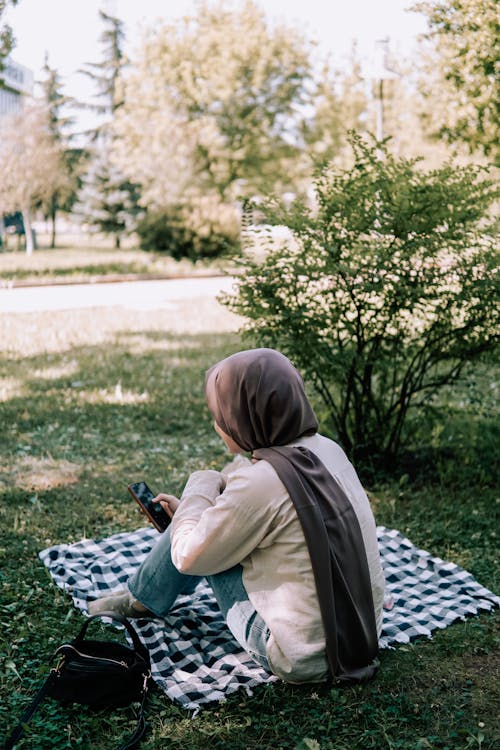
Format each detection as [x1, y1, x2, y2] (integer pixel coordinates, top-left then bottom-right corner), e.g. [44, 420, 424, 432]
[4, 612, 151, 750]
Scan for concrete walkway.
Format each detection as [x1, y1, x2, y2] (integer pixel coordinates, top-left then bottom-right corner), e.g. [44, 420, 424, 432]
[0, 276, 236, 313]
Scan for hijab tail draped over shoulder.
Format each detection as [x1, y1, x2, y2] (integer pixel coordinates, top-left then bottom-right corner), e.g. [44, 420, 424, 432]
[253, 444, 379, 683]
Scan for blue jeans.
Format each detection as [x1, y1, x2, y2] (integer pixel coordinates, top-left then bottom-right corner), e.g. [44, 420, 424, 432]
[128, 528, 271, 671]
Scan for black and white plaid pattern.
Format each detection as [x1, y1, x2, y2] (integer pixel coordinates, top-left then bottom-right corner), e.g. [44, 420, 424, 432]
[376, 527, 499, 647]
[39, 526, 499, 710]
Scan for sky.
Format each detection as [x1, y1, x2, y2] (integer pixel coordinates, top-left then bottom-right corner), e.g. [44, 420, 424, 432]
[5, 0, 429, 127]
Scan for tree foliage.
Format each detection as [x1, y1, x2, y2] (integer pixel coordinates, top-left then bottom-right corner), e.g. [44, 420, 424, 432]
[113, 0, 312, 208]
[78, 9, 125, 122]
[0, 102, 67, 254]
[39, 55, 81, 248]
[0, 0, 18, 66]
[223, 135, 499, 463]
[302, 48, 367, 169]
[413, 0, 500, 164]
[73, 143, 141, 249]
[74, 10, 140, 247]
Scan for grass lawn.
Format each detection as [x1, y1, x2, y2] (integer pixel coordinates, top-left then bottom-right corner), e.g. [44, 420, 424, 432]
[0, 238, 226, 286]
[0, 291, 498, 749]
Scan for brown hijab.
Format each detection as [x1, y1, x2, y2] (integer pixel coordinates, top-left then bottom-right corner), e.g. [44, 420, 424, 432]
[206, 348, 379, 683]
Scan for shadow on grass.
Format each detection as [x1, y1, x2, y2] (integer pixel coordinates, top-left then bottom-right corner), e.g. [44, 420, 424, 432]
[0, 328, 498, 576]
[0, 329, 499, 749]
[0, 329, 242, 538]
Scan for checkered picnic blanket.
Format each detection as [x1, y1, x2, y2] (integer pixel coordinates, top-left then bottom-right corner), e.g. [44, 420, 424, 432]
[39, 526, 499, 711]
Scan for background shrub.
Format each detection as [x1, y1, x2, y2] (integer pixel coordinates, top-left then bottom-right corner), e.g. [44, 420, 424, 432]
[223, 134, 499, 464]
[136, 208, 193, 258]
[136, 196, 240, 260]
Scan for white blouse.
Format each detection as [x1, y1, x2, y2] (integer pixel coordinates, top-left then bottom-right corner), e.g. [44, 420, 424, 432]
[170, 433, 385, 683]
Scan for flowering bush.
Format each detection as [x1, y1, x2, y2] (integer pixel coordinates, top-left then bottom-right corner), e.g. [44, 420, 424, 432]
[223, 135, 499, 463]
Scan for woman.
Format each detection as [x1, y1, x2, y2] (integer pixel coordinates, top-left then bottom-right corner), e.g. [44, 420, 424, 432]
[90, 348, 385, 683]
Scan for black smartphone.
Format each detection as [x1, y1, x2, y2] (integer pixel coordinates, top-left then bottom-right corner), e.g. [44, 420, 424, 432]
[127, 481, 170, 533]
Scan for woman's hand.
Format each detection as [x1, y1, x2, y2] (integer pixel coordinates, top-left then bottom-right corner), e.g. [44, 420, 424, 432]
[155, 493, 180, 519]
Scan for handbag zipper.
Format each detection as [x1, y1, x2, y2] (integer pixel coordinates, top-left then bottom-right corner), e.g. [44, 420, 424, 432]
[53, 644, 129, 670]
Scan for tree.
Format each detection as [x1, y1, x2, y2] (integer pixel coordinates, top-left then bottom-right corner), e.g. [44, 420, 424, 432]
[0, 0, 18, 67]
[222, 134, 499, 464]
[302, 48, 367, 169]
[39, 55, 81, 248]
[0, 102, 67, 254]
[305, 45, 463, 173]
[74, 10, 140, 247]
[78, 8, 125, 126]
[112, 0, 312, 209]
[412, 0, 499, 164]
[73, 142, 141, 249]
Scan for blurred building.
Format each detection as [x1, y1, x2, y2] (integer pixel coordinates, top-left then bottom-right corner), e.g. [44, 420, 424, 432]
[0, 58, 34, 117]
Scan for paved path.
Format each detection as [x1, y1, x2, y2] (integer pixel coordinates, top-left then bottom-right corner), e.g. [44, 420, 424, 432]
[0, 276, 235, 313]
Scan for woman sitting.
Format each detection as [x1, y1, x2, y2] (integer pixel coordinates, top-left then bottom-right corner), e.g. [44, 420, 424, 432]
[90, 348, 385, 684]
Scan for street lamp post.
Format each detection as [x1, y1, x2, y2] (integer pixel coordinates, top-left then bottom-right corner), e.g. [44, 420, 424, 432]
[367, 38, 400, 158]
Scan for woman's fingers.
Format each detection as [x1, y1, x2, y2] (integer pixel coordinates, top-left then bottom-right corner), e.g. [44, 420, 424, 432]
[155, 493, 180, 518]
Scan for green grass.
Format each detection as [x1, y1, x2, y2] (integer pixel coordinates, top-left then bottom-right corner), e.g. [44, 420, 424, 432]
[0, 242, 226, 286]
[0, 298, 498, 749]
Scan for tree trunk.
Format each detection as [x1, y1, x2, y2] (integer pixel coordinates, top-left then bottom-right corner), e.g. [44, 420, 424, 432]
[50, 195, 57, 249]
[115, 233, 121, 249]
[23, 206, 34, 255]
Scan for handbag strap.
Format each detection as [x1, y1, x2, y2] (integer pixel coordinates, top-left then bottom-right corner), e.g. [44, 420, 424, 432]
[74, 611, 150, 663]
[4, 662, 151, 750]
[117, 675, 150, 750]
[4, 672, 57, 750]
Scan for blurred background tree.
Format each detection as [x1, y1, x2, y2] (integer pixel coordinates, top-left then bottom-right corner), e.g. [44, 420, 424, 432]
[0, 0, 18, 67]
[412, 0, 499, 165]
[73, 144, 141, 249]
[3, 0, 497, 258]
[113, 0, 315, 258]
[0, 102, 68, 254]
[78, 9, 126, 126]
[73, 10, 141, 248]
[114, 0, 312, 205]
[38, 55, 83, 248]
[301, 47, 367, 169]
